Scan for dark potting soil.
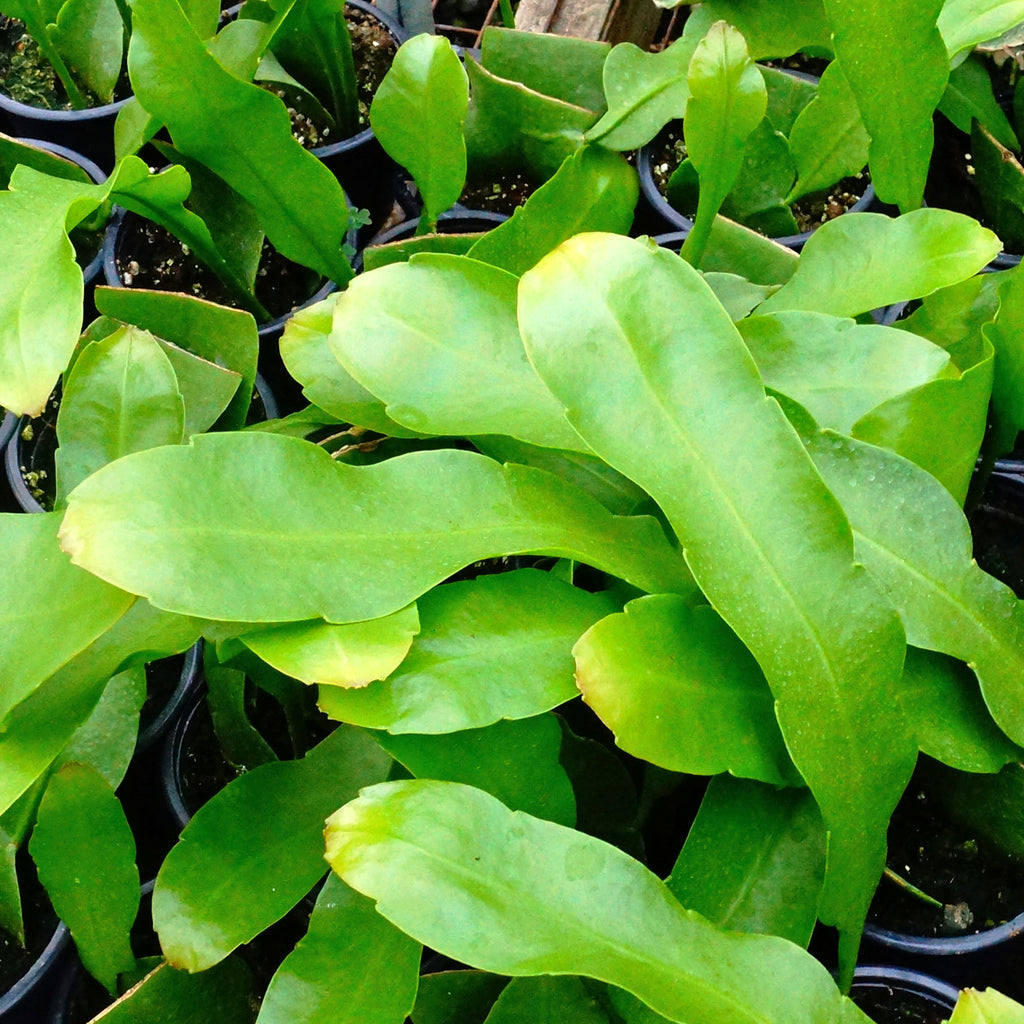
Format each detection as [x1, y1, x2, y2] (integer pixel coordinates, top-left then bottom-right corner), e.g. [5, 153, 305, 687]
[970, 476, 1024, 598]
[459, 171, 536, 215]
[851, 985, 950, 1024]
[115, 213, 325, 321]
[867, 776, 1024, 938]
[0, 854, 60, 998]
[0, 15, 131, 109]
[647, 122, 869, 235]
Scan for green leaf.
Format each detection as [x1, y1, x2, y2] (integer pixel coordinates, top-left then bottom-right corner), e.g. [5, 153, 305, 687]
[467, 146, 638, 277]
[940, 56, 1017, 150]
[318, 568, 616, 733]
[680, 22, 767, 266]
[270, 0, 358, 134]
[803, 431, 1024, 748]
[377, 715, 576, 826]
[851, 338, 993, 504]
[328, 254, 584, 449]
[277, 295, 425, 436]
[128, 0, 354, 286]
[54, 326, 186, 504]
[667, 776, 825, 946]
[574, 596, 797, 786]
[153, 723, 390, 972]
[60, 434, 691, 623]
[204, 658, 277, 770]
[240, 607, 421, 687]
[50, 0, 123, 103]
[326, 780, 872, 1024]
[759, 210, 1001, 318]
[699, 214, 799, 285]
[984, 267, 1024, 450]
[95, 286, 258, 432]
[57, 665, 146, 788]
[518, 232, 914, 979]
[362, 231, 487, 271]
[480, 28, 608, 114]
[371, 34, 468, 231]
[738, 311, 954, 435]
[938, 0, 1024, 61]
[823, 0, 947, 211]
[719, 118, 796, 235]
[0, 602, 201, 819]
[257, 875, 420, 1024]
[948, 988, 1024, 1023]
[412, 971, 509, 1024]
[0, 132, 91, 189]
[0, 512, 134, 718]
[901, 647, 1024, 774]
[463, 56, 595, 181]
[585, 37, 696, 151]
[700, 272, 777, 321]
[482, 976, 612, 1023]
[30, 763, 139, 994]
[971, 120, 1024, 254]
[786, 60, 870, 204]
[677, 0, 831, 59]
[88, 956, 255, 1023]
[760, 65, 817, 136]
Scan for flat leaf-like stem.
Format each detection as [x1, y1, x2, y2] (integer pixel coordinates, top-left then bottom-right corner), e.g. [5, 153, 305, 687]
[59, 432, 691, 623]
[326, 780, 872, 1024]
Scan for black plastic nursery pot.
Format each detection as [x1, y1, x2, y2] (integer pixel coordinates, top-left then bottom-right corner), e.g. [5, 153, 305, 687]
[636, 136, 876, 249]
[0, 856, 70, 1024]
[849, 965, 960, 1024]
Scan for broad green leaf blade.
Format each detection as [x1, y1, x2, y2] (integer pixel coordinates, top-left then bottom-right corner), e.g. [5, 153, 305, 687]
[60, 437, 692, 621]
[0, 826, 21, 944]
[0, 602, 201, 819]
[128, 0, 353, 285]
[57, 665, 146, 789]
[760, 66, 817, 137]
[55, 326, 186, 504]
[480, 28, 608, 114]
[89, 956, 254, 1022]
[803, 431, 1024, 747]
[467, 146, 638, 277]
[153, 723, 390, 972]
[680, 22, 767, 265]
[483, 976, 612, 1023]
[823, 0, 947, 212]
[851, 338, 993, 505]
[241, 606, 421, 687]
[328, 254, 584, 449]
[362, 231, 487, 271]
[317, 569, 616, 734]
[29, 763, 139, 994]
[370, 34, 468, 229]
[786, 60, 869, 203]
[153, 341, 242, 438]
[984, 267, 1024, 450]
[463, 56, 595, 181]
[759, 210, 1000, 318]
[0, 132, 91, 189]
[738, 311, 954, 435]
[938, 0, 1024, 61]
[51, 0, 123, 103]
[517, 232, 914, 977]
[718, 119, 796, 236]
[585, 37, 696, 151]
[700, 214, 799, 285]
[278, 295, 429, 436]
[377, 715, 576, 826]
[667, 776, 825, 946]
[574, 596, 797, 787]
[257, 875, 420, 1024]
[326, 780, 872, 1024]
[971, 121, 1024, 254]
[948, 988, 1024, 1023]
[940, 56, 1018, 150]
[412, 971, 509, 1024]
[701, 273, 777, 321]
[0, 512, 134, 717]
[674, 0, 831, 59]
[204, 659, 277, 770]
[901, 647, 1024, 774]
